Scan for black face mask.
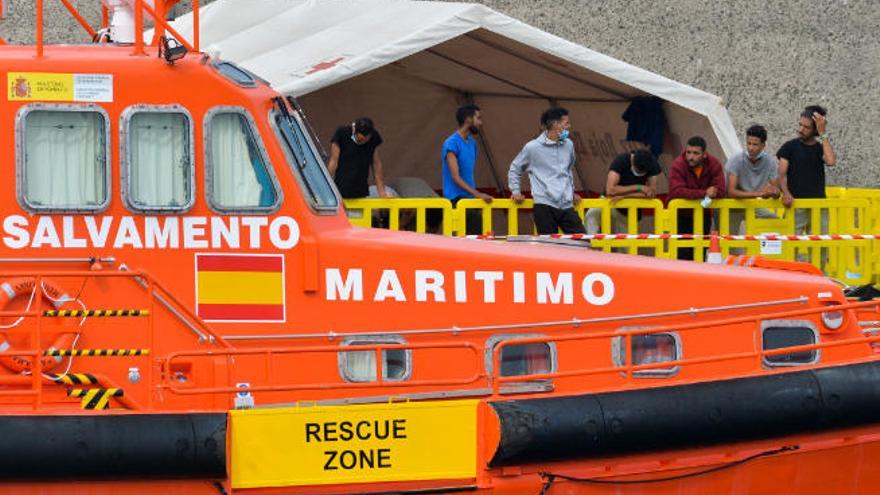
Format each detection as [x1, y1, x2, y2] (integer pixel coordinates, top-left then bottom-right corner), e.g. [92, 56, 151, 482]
[469, 125, 480, 135]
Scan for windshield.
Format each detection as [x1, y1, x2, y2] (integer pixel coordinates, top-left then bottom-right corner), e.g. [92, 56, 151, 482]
[274, 110, 338, 210]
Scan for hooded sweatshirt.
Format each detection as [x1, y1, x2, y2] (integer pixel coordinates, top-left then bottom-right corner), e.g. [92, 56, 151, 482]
[667, 151, 726, 201]
[508, 132, 576, 209]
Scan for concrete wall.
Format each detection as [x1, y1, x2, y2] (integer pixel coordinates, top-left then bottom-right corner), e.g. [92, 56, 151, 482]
[3, 0, 877, 187]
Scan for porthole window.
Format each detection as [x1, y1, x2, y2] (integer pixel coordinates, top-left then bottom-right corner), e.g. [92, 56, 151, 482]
[121, 106, 194, 213]
[762, 320, 819, 366]
[338, 336, 411, 383]
[17, 105, 110, 212]
[612, 328, 681, 377]
[485, 334, 556, 378]
[205, 107, 281, 213]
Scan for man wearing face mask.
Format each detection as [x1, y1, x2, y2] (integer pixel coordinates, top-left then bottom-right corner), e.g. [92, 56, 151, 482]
[668, 136, 726, 260]
[584, 148, 661, 235]
[328, 117, 387, 199]
[725, 125, 781, 235]
[509, 107, 586, 235]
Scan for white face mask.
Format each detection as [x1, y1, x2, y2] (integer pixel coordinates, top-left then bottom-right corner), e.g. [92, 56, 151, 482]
[747, 150, 767, 160]
[631, 165, 647, 177]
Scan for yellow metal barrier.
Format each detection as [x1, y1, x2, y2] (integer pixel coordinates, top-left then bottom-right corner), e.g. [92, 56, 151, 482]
[343, 188, 880, 283]
[342, 198, 454, 236]
[452, 198, 532, 236]
[577, 198, 666, 256]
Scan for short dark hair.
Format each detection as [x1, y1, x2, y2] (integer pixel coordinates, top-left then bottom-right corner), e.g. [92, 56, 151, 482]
[800, 105, 827, 133]
[801, 104, 827, 120]
[456, 105, 480, 126]
[353, 117, 374, 136]
[540, 107, 569, 128]
[686, 136, 707, 151]
[746, 124, 767, 143]
[631, 148, 657, 174]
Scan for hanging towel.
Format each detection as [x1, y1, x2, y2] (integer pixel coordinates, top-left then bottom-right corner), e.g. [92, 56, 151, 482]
[622, 96, 666, 156]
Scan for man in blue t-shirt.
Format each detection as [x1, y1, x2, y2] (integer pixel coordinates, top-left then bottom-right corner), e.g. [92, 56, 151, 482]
[441, 105, 491, 235]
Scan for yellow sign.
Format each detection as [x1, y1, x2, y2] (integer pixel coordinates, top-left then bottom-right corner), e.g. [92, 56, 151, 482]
[8, 72, 113, 102]
[230, 399, 478, 489]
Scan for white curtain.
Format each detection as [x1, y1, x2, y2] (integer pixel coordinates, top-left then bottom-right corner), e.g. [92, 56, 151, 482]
[344, 350, 377, 382]
[129, 112, 190, 208]
[210, 113, 266, 208]
[25, 111, 106, 208]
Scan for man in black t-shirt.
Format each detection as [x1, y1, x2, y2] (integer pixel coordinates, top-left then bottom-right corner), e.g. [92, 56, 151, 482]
[327, 117, 387, 199]
[585, 149, 661, 233]
[778, 105, 837, 237]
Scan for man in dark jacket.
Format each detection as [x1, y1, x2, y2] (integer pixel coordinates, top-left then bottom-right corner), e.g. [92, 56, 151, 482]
[667, 136, 726, 260]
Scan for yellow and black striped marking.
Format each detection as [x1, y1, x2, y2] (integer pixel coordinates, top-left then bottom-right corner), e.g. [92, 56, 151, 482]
[47, 373, 98, 385]
[67, 388, 123, 410]
[42, 309, 150, 318]
[44, 349, 150, 357]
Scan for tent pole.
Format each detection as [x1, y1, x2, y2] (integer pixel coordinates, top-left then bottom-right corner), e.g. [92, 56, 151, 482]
[461, 92, 506, 196]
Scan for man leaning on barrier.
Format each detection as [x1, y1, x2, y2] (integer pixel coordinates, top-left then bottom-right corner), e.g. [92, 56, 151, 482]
[667, 136, 726, 260]
[778, 105, 837, 235]
[442, 104, 491, 235]
[584, 149, 661, 234]
[509, 107, 586, 235]
[725, 124, 781, 234]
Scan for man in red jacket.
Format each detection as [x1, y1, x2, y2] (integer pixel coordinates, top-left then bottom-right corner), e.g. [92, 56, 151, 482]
[668, 136, 726, 260]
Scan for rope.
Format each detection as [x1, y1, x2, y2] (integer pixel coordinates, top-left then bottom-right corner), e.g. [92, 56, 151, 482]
[537, 445, 798, 490]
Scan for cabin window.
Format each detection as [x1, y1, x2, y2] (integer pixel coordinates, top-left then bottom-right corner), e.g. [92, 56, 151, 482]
[205, 107, 280, 213]
[272, 109, 339, 211]
[17, 105, 110, 212]
[212, 61, 258, 88]
[338, 336, 411, 383]
[612, 329, 681, 377]
[485, 334, 556, 378]
[122, 106, 194, 213]
[761, 320, 819, 366]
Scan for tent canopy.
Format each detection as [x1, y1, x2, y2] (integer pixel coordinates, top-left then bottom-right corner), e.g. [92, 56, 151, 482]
[171, 0, 740, 194]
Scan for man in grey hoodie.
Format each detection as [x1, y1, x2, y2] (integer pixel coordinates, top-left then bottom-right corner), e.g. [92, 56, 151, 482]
[509, 107, 586, 235]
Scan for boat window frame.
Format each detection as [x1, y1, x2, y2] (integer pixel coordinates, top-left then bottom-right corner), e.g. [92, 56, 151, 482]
[485, 333, 557, 379]
[760, 319, 820, 368]
[337, 335, 413, 383]
[120, 104, 196, 214]
[15, 103, 112, 214]
[611, 327, 682, 378]
[210, 60, 258, 88]
[203, 106, 283, 215]
[268, 108, 340, 214]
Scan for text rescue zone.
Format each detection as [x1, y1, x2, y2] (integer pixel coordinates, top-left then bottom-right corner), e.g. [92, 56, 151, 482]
[306, 419, 407, 471]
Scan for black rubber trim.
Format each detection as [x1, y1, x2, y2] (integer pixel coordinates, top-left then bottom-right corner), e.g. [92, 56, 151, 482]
[0, 413, 226, 479]
[489, 361, 880, 466]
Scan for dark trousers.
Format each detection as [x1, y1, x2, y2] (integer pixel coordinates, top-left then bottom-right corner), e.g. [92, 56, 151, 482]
[451, 197, 484, 236]
[677, 209, 712, 260]
[533, 204, 587, 235]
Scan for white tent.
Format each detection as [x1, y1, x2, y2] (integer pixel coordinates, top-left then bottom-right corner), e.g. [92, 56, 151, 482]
[170, 0, 740, 195]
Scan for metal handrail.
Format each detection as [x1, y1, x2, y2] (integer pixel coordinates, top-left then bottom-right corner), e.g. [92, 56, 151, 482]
[163, 341, 484, 396]
[490, 298, 880, 394]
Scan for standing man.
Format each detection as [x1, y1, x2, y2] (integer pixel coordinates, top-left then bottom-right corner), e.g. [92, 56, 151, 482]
[778, 105, 837, 235]
[725, 125, 781, 234]
[584, 149, 661, 234]
[667, 136, 726, 260]
[327, 117, 387, 199]
[509, 107, 585, 235]
[442, 104, 491, 235]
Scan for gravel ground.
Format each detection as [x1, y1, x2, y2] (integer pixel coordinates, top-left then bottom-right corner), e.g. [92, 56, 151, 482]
[3, 0, 877, 187]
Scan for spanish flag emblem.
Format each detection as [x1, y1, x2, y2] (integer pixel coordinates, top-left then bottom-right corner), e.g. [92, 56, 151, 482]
[196, 254, 285, 322]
